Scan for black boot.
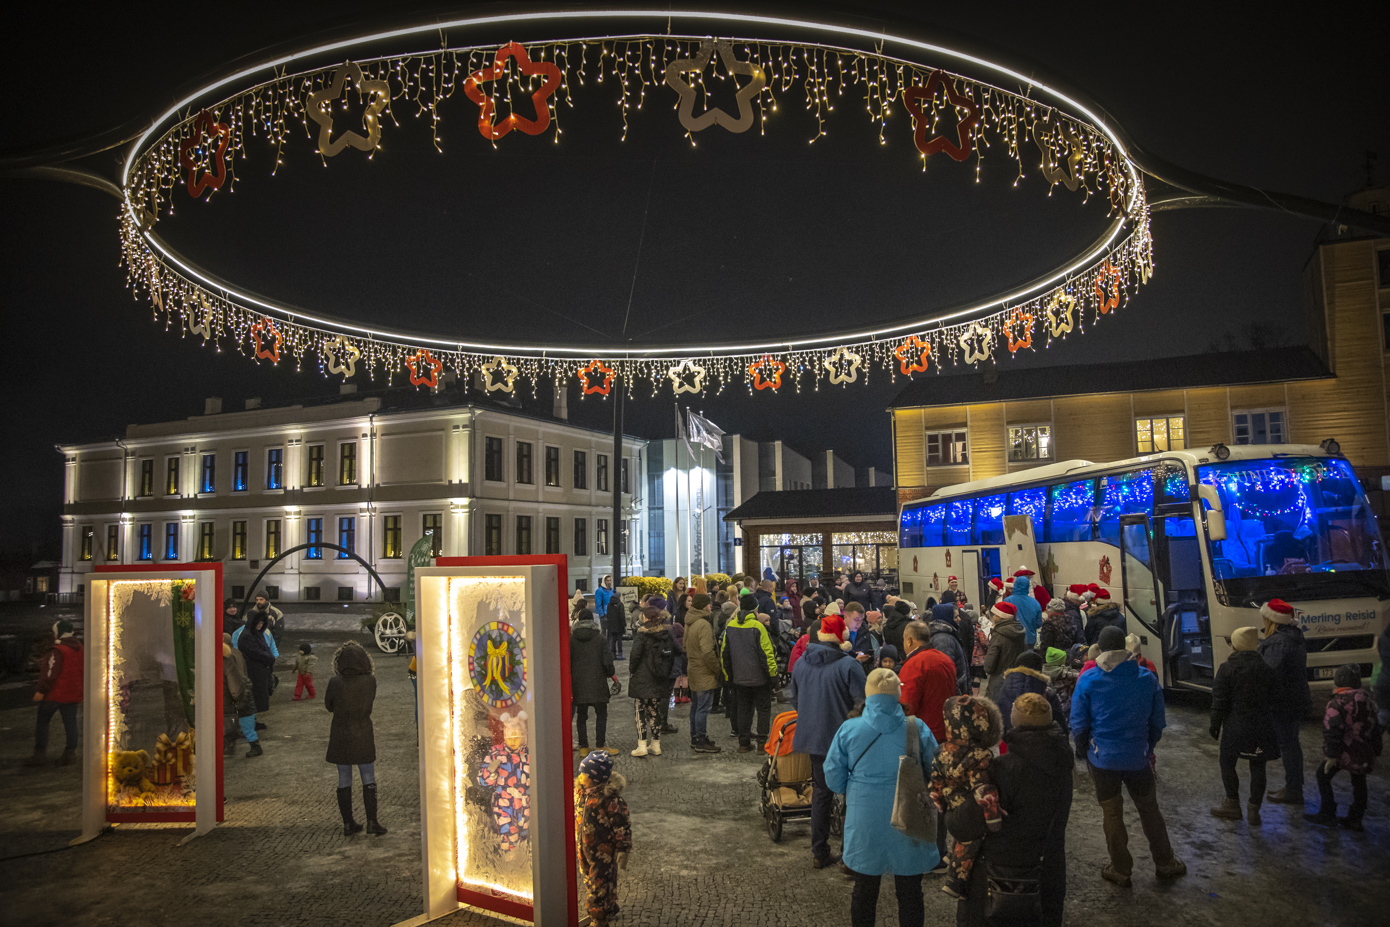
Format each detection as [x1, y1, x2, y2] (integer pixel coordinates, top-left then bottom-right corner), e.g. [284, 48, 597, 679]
[338, 786, 364, 835]
[224, 733, 236, 756]
[246, 741, 263, 757]
[363, 782, 388, 835]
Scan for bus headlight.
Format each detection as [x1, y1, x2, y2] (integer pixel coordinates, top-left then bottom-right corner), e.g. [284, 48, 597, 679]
[1209, 443, 1231, 460]
[1320, 438, 1342, 456]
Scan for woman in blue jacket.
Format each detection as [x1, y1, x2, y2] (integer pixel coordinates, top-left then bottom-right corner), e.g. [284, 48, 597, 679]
[824, 668, 939, 927]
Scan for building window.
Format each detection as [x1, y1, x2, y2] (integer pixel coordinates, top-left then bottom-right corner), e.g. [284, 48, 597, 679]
[597, 454, 609, 492]
[305, 518, 323, 559]
[303, 585, 321, 601]
[383, 515, 402, 558]
[574, 518, 588, 556]
[573, 450, 587, 489]
[516, 442, 533, 485]
[264, 586, 279, 600]
[337, 586, 355, 602]
[307, 444, 325, 487]
[164, 522, 179, 560]
[1135, 416, 1186, 454]
[197, 522, 214, 560]
[231, 585, 245, 600]
[139, 459, 154, 497]
[105, 524, 119, 561]
[200, 453, 215, 493]
[1007, 424, 1053, 462]
[926, 430, 969, 466]
[597, 518, 609, 555]
[620, 520, 629, 556]
[165, 457, 180, 495]
[137, 524, 153, 561]
[545, 516, 561, 554]
[423, 513, 442, 556]
[516, 515, 532, 555]
[80, 526, 94, 561]
[485, 514, 502, 555]
[339, 442, 357, 485]
[620, 457, 630, 494]
[485, 437, 504, 482]
[266, 447, 284, 490]
[337, 517, 355, 558]
[233, 451, 249, 492]
[545, 446, 561, 487]
[265, 519, 282, 560]
[231, 521, 247, 560]
[1233, 409, 1286, 445]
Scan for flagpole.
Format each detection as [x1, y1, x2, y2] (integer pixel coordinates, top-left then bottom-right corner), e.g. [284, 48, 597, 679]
[673, 402, 684, 581]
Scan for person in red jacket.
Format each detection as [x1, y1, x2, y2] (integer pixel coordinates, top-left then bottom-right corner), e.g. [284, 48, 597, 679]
[898, 618, 962, 875]
[28, 620, 84, 767]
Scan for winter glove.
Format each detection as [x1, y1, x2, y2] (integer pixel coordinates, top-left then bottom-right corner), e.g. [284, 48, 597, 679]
[610, 676, 622, 696]
[985, 816, 1004, 833]
[1322, 758, 1338, 775]
[616, 852, 629, 871]
[1209, 723, 1221, 741]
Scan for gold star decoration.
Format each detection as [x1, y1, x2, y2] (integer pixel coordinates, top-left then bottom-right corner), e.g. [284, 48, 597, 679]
[664, 40, 767, 134]
[824, 346, 863, 385]
[188, 296, 214, 343]
[481, 356, 519, 393]
[668, 359, 707, 395]
[1045, 292, 1076, 337]
[324, 336, 361, 378]
[1035, 120, 1085, 192]
[959, 323, 994, 365]
[306, 61, 390, 158]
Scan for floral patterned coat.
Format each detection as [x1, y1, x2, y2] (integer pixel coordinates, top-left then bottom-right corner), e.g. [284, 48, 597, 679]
[1322, 687, 1383, 774]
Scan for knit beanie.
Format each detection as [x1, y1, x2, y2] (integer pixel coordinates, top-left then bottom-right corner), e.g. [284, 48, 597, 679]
[578, 749, 613, 784]
[864, 667, 901, 698]
[1011, 692, 1053, 729]
[1231, 626, 1259, 652]
[1098, 625, 1126, 652]
[720, 601, 736, 617]
[1044, 647, 1066, 666]
[53, 620, 75, 639]
[739, 593, 759, 613]
[1086, 643, 1101, 661]
[649, 595, 668, 612]
[894, 600, 912, 616]
[818, 614, 847, 643]
[692, 593, 711, 611]
[877, 644, 899, 662]
[1015, 650, 1043, 671]
[823, 601, 843, 616]
[1125, 633, 1143, 655]
[1046, 598, 1067, 614]
[1334, 664, 1362, 689]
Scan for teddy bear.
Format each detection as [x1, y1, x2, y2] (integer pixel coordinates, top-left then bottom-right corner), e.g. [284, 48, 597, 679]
[111, 749, 156, 796]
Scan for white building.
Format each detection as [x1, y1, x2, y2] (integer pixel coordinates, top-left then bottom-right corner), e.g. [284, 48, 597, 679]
[58, 389, 646, 602]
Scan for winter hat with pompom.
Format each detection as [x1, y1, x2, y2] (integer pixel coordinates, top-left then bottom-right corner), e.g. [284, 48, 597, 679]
[864, 667, 901, 698]
[1011, 692, 1053, 729]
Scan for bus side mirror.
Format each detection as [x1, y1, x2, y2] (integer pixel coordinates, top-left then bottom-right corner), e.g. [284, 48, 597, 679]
[1196, 484, 1227, 542]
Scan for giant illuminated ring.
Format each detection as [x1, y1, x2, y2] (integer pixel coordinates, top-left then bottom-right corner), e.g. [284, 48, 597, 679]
[118, 9, 1152, 393]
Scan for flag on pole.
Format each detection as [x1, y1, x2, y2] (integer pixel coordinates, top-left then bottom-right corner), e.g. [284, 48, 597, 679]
[687, 409, 726, 462]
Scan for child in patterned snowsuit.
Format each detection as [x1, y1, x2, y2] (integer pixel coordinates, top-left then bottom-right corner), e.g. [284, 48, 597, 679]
[929, 695, 1004, 899]
[575, 751, 631, 926]
[1305, 663, 1383, 831]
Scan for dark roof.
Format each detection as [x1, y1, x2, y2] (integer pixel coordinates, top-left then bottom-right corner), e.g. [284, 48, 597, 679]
[725, 487, 898, 522]
[887, 346, 1331, 410]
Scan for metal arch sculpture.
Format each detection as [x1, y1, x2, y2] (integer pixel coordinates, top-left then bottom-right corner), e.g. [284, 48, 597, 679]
[238, 541, 391, 618]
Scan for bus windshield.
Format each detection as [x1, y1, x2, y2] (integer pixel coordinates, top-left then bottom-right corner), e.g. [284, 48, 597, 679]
[1198, 456, 1390, 603]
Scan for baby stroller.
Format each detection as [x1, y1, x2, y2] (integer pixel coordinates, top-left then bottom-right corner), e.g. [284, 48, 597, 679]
[757, 710, 845, 842]
[770, 623, 794, 692]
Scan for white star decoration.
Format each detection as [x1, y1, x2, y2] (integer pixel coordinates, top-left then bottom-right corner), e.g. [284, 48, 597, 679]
[824, 346, 862, 385]
[668, 359, 707, 395]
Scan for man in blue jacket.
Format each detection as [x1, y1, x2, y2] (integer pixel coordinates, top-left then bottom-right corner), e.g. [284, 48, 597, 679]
[1071, 625, 1186, 887]
[785, 613, 867, 870]
[1005, 573, 1044, 649]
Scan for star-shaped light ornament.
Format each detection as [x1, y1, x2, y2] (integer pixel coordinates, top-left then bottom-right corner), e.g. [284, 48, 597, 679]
[406, 350, 443, 389]
[824, 346, 863, 385]
[464, 42, 563, 140]
[179, 110, 230, 197]
[902, 70, 979, 162]
[189, 297, 214, 343]
[324, 337, 361, 378]
[1045, 291, 1076, 338]
[1095, 260, 1123, 314]
[747, 354, 787, 392]
[578, 360, 616, 396]
[1006, 308, 1035, 354]
[481, 356, 519, 393]
[1035, 120, 1086, 192]
[306, 61, 390, 157]
[250, 319, 282, 364]
[668, 359, 707, 395]
[893, 337, 932, 376]
[959, 323, 994, 365]
[664, 40, 767, 135]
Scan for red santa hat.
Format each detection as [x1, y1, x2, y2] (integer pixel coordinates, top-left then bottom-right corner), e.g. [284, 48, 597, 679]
[1261, 599, 1298, 626]
[991, 601, 1017, 623]
[947, 575, 959, 583]
[1092, 589, 1112, 603]
[1012, 568, 1036, 577]
[817, 614, 853, 650]
[1066, 583, 1088, 604]
[987, 577, 1005, 592]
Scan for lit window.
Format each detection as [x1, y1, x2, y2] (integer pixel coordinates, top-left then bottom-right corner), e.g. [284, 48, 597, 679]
[165, 457, 180, 495]
[138, 524, 153, 561]
[305, 518, 323, 559]
[620, 457, 630, 494]
[233, 451, 249, 492]
[545, 446, 561, 487]
[265, 519, 281, 559]
[926, 430, 969, 466]
[485, 514, 502, 555]
[164, 522, 179, 560]
[197, 522, 214, 560]
[1233, 409, 1286, 446]
[1135, 416, 1186, 454]
[339, 443, 357, 485]
[139, 460, 154, 497]
[597, 518, 609, 555]
[80, 526, 94, 561]
[231, 521, 247, 560]
[383, 515, 402, 558]
[200, 453, 215, 493]
[307, 445, 324, 487]
[266, 447, 284, 490]
[337, 517, 354, 557]
[597, 454, 609, 492]
[423, 513, 442, 556]
[105, 525, 119, 561]
[1007, 424, 1052, 462]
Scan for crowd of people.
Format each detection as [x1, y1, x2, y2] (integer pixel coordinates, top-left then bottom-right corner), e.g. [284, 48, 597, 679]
[567, 567, 1386, 927]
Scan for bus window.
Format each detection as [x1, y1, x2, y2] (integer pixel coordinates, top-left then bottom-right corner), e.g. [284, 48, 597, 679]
[1098, 469, 1155, 547]
[975, 493, 1007, 545]
[1008, 486, 1046, 523]
[946, 499, 973, 546]
[902, 502, 947, 548]
[1155, 462, 1191, 504]
[921, 503, 946, 547]
[899, 507, 921, 549]
[1048, 479, 1096, 542]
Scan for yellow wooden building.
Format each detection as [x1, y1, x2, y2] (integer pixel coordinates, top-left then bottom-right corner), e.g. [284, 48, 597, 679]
[891, 185, 1390, 510]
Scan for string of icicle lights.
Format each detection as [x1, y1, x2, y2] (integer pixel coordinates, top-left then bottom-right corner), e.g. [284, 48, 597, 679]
[120, 31, 1154, 398]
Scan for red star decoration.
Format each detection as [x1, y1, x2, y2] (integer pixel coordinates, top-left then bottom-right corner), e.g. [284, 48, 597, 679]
[1095, 260, 1123, 314]
[747, 355, 787, 391]
[464, 43, 563, 140]
[250, 319, 281, 364]
[893, 336, 932, 376]
[578, 360, 615, 396]
[406, 349, 443, 389]
[179, 110, 230, 197]
[1006, 308, 1034, 354]
[902, 71, 979, 162]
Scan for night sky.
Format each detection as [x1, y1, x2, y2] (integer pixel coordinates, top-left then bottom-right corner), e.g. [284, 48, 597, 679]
[2, 3, 1386, 558]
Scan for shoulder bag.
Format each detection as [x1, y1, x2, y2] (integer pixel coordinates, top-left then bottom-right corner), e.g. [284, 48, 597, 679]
[890, 717, 936, 842]
[984, 861, 1042, 921]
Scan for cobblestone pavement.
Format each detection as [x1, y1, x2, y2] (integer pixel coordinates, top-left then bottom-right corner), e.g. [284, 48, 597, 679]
[2, 629, 1387, 926]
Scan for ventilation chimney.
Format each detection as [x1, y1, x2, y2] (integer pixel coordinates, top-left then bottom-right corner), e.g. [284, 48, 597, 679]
[245, 397, 262, 410]
[204, 397, 223, 415]
[340, 383, 358, 396]
[553, 380, 568, 420]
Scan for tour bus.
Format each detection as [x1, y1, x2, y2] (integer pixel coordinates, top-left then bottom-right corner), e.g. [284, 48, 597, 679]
[897, 444, 1389, 692]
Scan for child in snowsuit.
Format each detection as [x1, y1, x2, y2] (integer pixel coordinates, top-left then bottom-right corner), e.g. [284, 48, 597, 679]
[294, 642, 318, 699]
[575, 750, 632, 927]
[929, 695, 1004, 899]
[1305, 664, 1382, 831]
